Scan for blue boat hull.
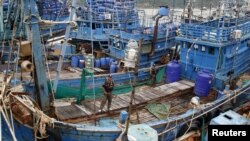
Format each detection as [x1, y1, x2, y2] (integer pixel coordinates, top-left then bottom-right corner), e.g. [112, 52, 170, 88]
[3, 84, 249, 141]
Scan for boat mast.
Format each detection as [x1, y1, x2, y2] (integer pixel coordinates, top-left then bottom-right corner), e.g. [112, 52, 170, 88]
[22, 0, 50, 112]
[0, 2, 3, 33]
[125, 39, 143, 134]
[248, 0, 250, 11]
[187, 0, 193, 23]
[52, 0, 77, 93]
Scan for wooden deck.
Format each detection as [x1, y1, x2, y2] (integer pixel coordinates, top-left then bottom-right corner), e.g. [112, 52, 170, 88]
[54, 80, 217, 124]
[54, 80, 201, 123]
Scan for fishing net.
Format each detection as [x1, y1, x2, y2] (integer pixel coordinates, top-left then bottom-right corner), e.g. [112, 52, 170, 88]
[145, 103, 171, 119]
[50, 67, 166, 102]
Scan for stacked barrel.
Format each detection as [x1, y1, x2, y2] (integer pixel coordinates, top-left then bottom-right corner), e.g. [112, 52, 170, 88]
[85, 0, 137, 22]
[37, 0, 69, 20]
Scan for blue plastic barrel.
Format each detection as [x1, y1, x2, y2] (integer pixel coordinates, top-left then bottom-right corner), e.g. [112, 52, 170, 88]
[166, 60, 181, 83]
[119, 111, 128, 124]
[78, 59, 85, 68]
[109, 58, 115, 65]
[194, 70, 213, 97]
[159, 6, 169, 16]
[105, 57, 110, 66]
[110, 63, 117, 73]
[100, 57, 107, 67]
[95, 59, 101, 68]
[71, 56, 79, 68]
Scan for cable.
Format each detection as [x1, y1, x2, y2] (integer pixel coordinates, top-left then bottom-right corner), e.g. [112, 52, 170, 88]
[183, 107, 196, 135]
[89, 0, 97, 116]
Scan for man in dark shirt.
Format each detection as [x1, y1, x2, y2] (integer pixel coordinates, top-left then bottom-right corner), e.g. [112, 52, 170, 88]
[150, 64, 157, 87]
[99, 75, 114, 112]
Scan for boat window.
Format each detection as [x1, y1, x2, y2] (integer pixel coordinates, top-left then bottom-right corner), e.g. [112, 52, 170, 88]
[92, 23, 96, 29]
[109, 24, 112, 28]
[201, 46, 206, 52]
[187, 42, 192, 48]
[96, 24, 101, 28]
[142, 44, 151, 53]
[104, 24, 108, 28]
[116, 42, 121, 48]
[208, 47, 215, 55]
[109, 39, 112, 45]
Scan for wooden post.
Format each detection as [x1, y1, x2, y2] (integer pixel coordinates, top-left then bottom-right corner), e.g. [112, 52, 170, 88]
[125, 39, 143, 134]
[25, 0, 50, 112]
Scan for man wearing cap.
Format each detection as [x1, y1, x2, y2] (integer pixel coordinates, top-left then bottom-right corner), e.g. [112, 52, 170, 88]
[99, 75, 114, 112]
[150, 64, 157, 87]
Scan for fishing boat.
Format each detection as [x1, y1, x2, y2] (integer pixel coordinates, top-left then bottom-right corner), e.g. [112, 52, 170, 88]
[0, 0, 70, 63]
[49, 0, 180, 101]
[1, 0, 250, 141]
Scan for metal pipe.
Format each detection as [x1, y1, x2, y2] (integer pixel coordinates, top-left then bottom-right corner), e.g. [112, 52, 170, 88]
[149, 15, 162, 56]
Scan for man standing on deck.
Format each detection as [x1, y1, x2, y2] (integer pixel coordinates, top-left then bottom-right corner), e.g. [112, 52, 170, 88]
[99, 75, 114, 112]
[150, 64, 157, 87]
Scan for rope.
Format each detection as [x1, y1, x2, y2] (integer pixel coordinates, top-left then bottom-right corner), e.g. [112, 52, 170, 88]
[174, 120, 178, 140]
[161, 108, 172, 140]
[10, 94, 55, 140]
[6, 0, 21, 75]
[0, 107, 17, 141]
[50, 0, 70, 33]
[183, 107, 196, 135]
[9, 38, 22, 135]
[158, 83, 250, 136]
[46, 0, 71, 49]
[0, 75, 17, 141]
[116, 122, 127, 141]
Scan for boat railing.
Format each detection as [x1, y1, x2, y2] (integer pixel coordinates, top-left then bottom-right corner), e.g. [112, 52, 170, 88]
[179, 19, 250, 43]
[108, 30, 146, 41]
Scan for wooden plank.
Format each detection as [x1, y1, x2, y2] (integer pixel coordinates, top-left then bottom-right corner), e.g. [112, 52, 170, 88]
[133, 93, 148, 103]
[75, 105, 93, 115]
[110, 96, 126, 110]
[168, 82, 190, 91]
[136, 92, 152, 101]
[115, 96, 130, 108]
[178, 80, 195, 87]
[147, 88, 175, 97]
[82, 101, 96, 113]
[119, 94, 141, 104]
[142, 91, 159, 99]
[151, 87, 179, 98]
[54, 81, 195, 122]
[56, 105, 87, 120]
[91, 100, 105, 112]
[155, 84, 171, 91]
